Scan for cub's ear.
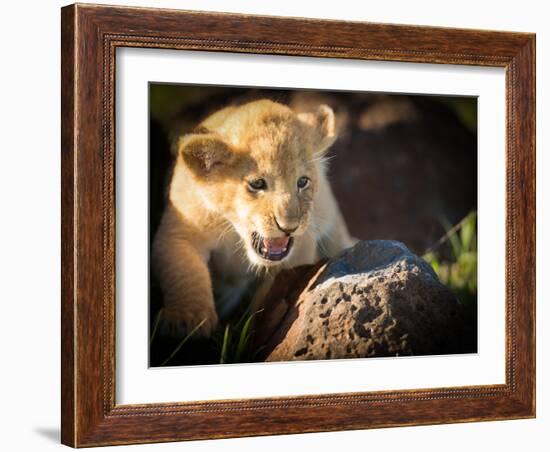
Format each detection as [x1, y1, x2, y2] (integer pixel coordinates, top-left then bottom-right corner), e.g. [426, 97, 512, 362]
[297, 104, 337, 156]
[177, 132, 234, 177]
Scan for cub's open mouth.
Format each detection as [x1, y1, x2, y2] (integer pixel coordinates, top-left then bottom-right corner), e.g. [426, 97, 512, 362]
[251, 232, 294, 261]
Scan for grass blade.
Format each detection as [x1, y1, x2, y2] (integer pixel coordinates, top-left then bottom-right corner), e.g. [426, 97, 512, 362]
[440, 216, 462, 260]
[149, 309, 163, 346]
[235, 309, 263, 362]
[219, 324, 231, 364]
[160, 318, 206, 366]
[235, 302, 254, 330]
[460, 211, 477, 252]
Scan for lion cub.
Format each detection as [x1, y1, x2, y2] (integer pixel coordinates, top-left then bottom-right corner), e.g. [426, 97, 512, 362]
[152, 99, 354, 337]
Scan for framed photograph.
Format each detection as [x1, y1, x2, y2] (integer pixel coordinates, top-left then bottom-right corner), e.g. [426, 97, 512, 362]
[61, 3, 535, 447]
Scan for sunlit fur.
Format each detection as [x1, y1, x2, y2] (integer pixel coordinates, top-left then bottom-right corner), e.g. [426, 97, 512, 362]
[152, 99, 354, 337]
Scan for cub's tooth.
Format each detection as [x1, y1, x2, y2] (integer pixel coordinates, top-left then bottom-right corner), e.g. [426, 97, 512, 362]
[261, 247, 267, 253]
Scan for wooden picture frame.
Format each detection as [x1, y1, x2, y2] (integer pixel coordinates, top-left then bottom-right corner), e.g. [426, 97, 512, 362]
[61, 3, 535, 447]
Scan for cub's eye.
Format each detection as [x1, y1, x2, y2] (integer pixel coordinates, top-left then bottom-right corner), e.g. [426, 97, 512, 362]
[248, 178, 267, 191]
[297, 176, 310, 190]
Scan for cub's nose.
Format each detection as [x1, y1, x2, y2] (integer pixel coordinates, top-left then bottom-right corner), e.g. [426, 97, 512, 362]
[275, 217, 298, 235]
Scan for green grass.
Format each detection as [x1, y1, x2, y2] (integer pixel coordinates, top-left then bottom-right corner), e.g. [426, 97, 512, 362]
[159, 319, 207, 366]
[150, 304, 264, 366]
[423, 211, 477, 305]
[215, 307, 264, 364]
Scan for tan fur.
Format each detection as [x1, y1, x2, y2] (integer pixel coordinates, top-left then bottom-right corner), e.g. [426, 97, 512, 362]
[152, 99, 355, 337]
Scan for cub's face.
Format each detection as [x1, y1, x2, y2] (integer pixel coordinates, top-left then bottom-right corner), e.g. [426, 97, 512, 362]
[178, 100, 336, 267]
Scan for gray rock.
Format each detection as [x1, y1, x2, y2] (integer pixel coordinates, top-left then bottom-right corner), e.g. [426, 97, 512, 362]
[256, 240, 473, 362]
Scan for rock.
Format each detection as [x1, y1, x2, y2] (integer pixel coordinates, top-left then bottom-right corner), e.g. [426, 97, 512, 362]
[256, 240, 473, 362]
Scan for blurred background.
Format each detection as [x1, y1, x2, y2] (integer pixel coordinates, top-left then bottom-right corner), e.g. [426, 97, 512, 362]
[149, 84, 478, 366]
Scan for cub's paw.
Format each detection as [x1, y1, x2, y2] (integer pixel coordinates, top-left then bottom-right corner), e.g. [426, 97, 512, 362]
[159, 303, 219, 338]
